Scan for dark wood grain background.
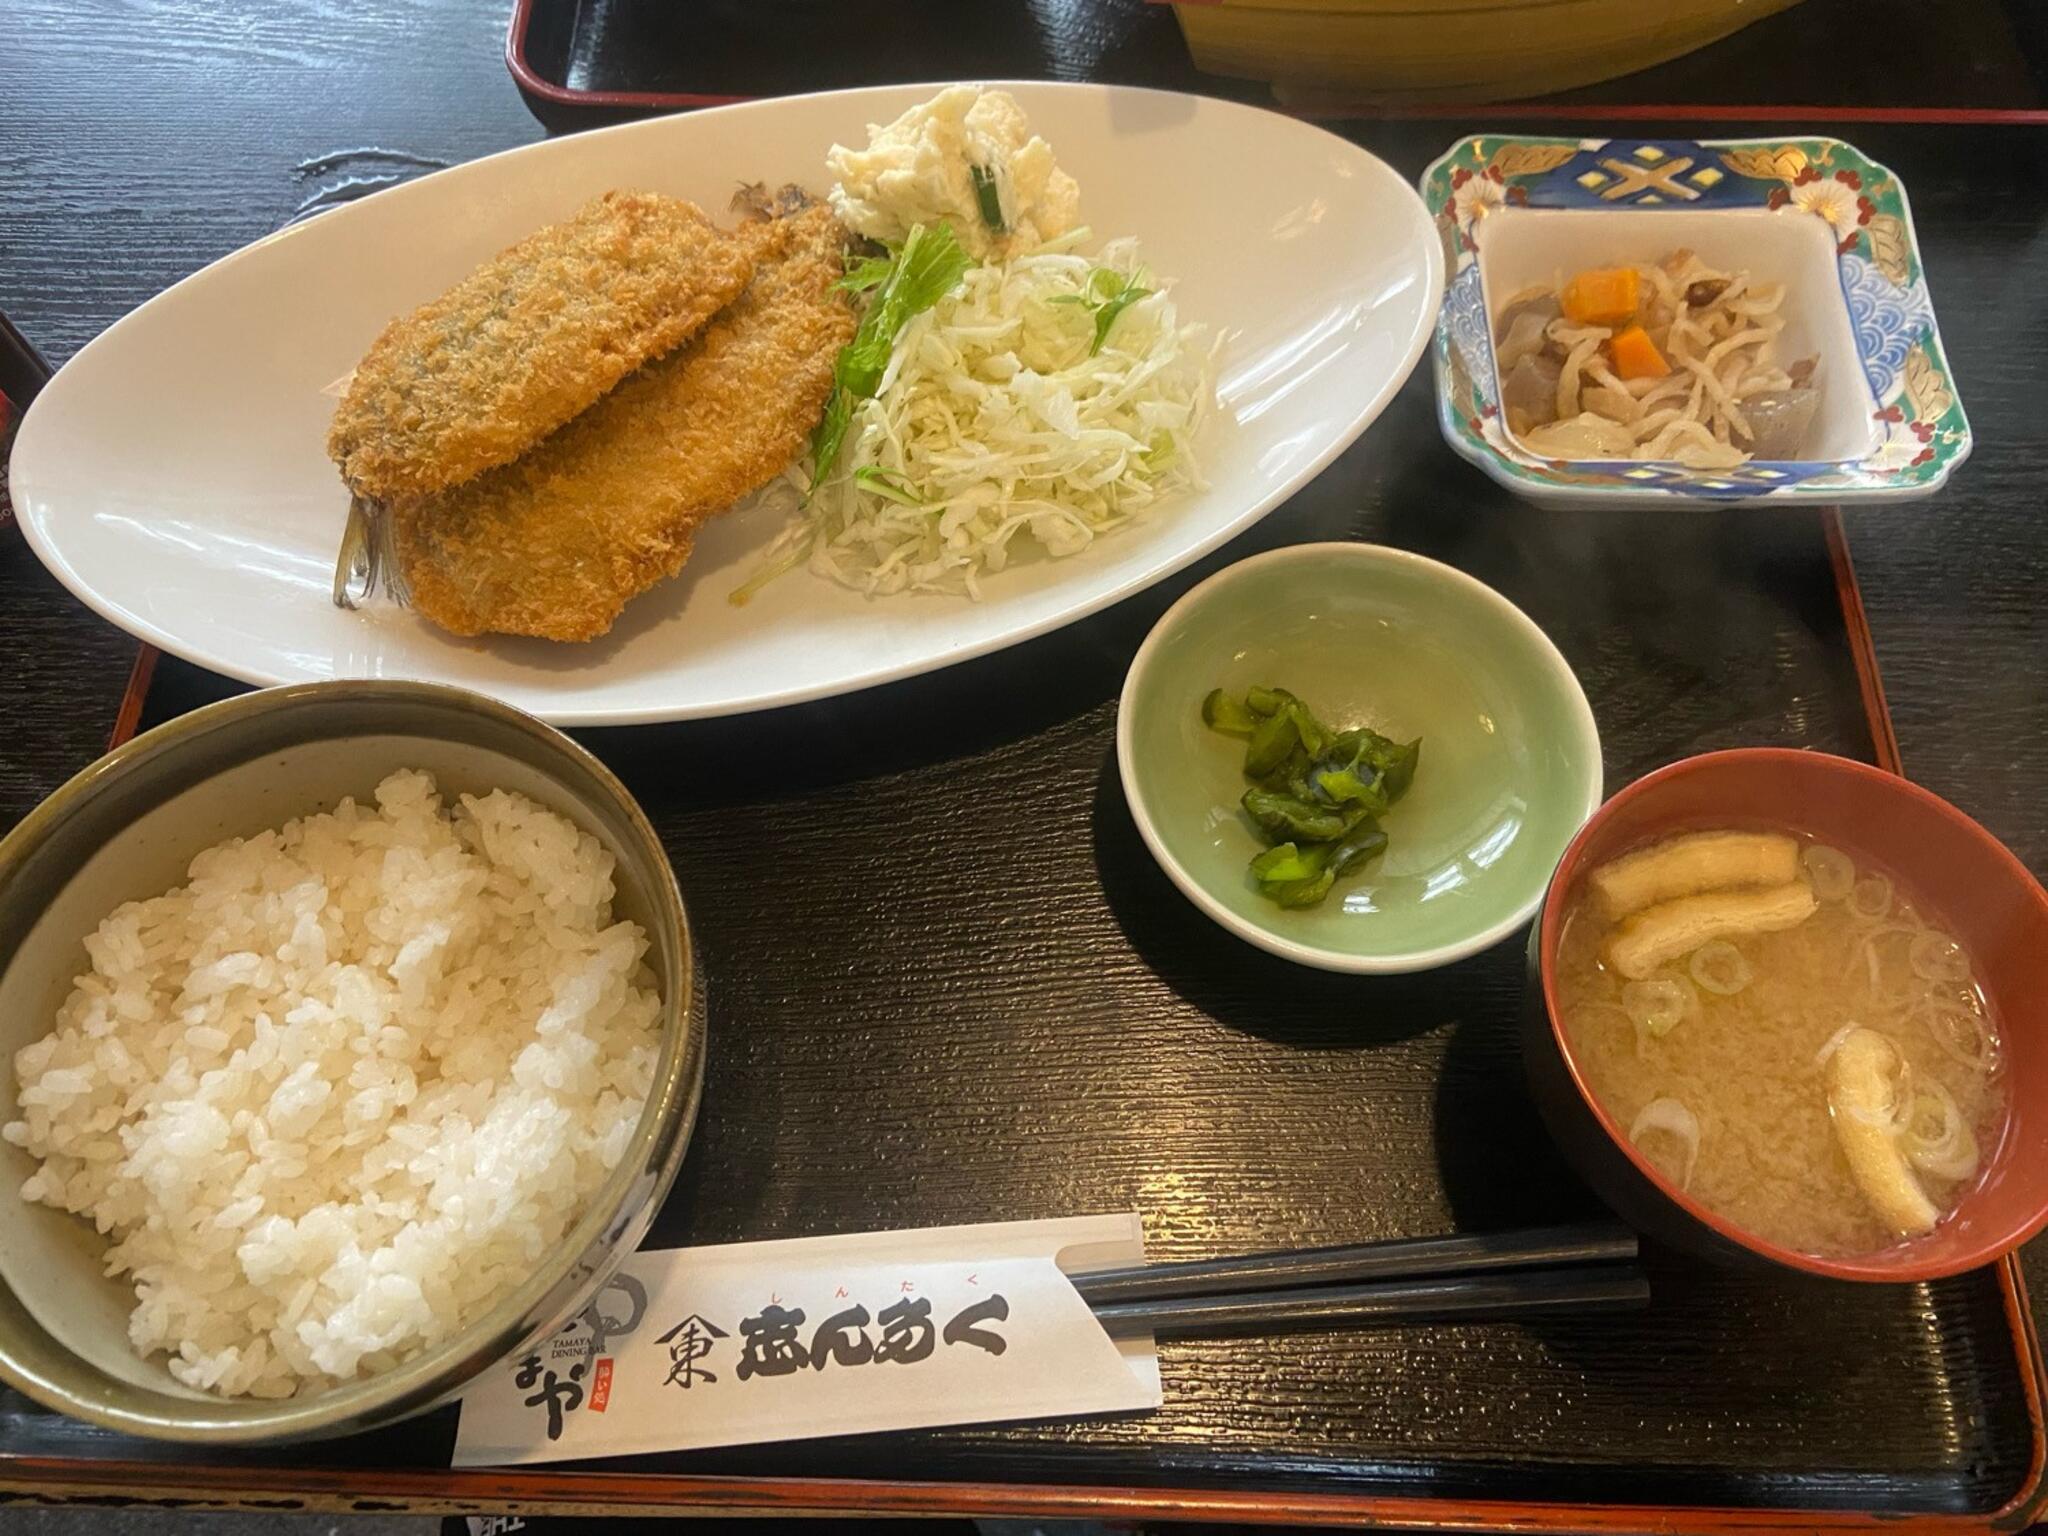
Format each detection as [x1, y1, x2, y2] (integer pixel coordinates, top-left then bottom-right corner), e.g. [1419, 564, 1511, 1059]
[4, 0, 2048, 1523]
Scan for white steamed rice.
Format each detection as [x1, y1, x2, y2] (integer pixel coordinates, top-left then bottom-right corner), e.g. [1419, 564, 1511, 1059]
[2, 770, 661, 1398]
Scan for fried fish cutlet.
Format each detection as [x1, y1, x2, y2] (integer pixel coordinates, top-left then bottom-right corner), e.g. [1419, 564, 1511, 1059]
[388, 201, 855, 642]
[328, 190, 754, 500]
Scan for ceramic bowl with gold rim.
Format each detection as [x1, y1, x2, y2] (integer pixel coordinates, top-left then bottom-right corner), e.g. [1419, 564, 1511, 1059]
[1421, 133, 1969, 508]
[0, 680, 702, 1442]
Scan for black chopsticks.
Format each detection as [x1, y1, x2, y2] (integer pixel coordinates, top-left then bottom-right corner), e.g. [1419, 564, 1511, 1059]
[1074, 1222, 1646, 1336]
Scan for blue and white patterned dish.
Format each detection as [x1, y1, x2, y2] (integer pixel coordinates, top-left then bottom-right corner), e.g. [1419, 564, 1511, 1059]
[1420, 134, 1970, 507]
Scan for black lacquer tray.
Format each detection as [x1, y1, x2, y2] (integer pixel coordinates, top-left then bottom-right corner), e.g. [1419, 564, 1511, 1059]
[3, 36, 2044, 1523]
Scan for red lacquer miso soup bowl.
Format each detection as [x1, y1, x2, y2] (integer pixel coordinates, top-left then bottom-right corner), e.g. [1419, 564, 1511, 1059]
[1524, 748, 2048, 1282]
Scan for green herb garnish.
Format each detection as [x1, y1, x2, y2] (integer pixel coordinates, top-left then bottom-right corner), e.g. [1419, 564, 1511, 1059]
[1202, 685, 1420, 909]
[853, 465, 926, 506]
[836, 254, 894, 294]
[1051, 265, 1154, 356]
[809, 222, 975, 498]
[968, 163, 1006, 233]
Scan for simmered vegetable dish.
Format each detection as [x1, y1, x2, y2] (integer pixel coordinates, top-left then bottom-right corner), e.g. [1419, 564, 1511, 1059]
[1495, 250, 1820, 468]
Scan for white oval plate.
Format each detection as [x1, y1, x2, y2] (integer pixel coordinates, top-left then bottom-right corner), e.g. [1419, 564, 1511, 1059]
[13, 82, 1442, 726]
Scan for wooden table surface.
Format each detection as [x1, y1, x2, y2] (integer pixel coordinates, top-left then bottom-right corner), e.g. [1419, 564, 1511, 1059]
[5, 0, 2048, 1525]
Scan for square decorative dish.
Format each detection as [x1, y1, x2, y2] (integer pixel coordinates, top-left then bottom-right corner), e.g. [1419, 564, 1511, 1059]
[1420, 134, 1970, 506]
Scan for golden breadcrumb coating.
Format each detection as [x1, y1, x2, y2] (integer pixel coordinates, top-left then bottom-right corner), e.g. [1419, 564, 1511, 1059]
[390, 203, 854, 642]
[328, 191, 754, 498]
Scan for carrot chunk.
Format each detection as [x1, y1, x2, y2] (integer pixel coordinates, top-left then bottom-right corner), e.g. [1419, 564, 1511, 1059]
[1608, 323, 1671, 380]
[1559, 266, 1641, 327]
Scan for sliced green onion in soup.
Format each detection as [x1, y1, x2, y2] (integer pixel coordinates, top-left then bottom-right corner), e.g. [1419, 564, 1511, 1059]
[1849, 874, 1894, 922]
[1917, 998, 2000, 1074]
[1903, 1081, 1980, 1181]
[1621, 977, 1695, 1049]
[1688, 940, 1753, 996]
[1802, 844, 1857, 903]
[1908, 930, 1971, 985]
[1628, 1097, 1701, 1190]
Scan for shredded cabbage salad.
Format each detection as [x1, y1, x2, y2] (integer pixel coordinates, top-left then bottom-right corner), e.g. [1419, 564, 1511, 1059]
[737, 229, 1215, 601]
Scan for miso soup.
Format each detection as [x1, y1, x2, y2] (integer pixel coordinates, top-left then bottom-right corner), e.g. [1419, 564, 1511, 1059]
[1555, 829, 2006, 1257]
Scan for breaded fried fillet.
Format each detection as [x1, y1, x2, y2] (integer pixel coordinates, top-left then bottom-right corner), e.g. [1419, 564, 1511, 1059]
[389, 202, 854, 642]
[328, 191, 754, 499]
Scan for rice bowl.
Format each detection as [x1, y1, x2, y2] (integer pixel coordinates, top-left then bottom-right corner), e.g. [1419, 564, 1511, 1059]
[0, 681, 700, 1442]
[6, 770, 661, 1398]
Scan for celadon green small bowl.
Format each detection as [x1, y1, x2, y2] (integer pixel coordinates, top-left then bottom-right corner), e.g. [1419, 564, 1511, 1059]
[1117, 543, 1602, 973]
